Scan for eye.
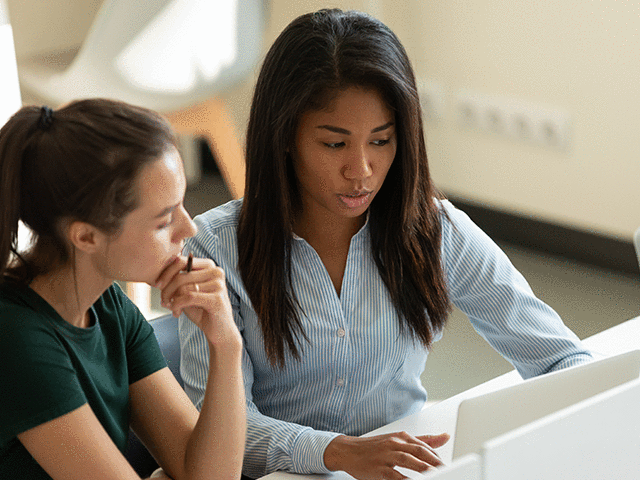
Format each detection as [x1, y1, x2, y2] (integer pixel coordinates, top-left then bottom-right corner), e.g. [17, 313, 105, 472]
[323, 141, 345, 149]
[372, 138, 390, 146]
[157, 215, 174, 230]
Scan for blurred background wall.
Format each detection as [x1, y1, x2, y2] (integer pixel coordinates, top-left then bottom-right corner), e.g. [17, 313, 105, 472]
[9, 0, 639, 243]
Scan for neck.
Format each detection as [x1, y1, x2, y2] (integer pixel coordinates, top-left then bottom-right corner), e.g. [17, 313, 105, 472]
[29, 264, 109, 328]
[294, 208, 366, 250]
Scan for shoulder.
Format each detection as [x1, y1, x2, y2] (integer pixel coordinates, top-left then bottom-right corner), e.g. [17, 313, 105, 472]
[193, 199, 243, 236]
[93, 284, 150, 341]
[435, 200, 515, 287]
[0, 285, 64, 364]
[435, 198, 467, 228]
[435, 198, 490, 243]
[94, 283, 138, 320]
[186, 199, 243, 264]
[0, 282, 50, 334]
[98, 282, 132, 309]
[435, 198, 506, 263]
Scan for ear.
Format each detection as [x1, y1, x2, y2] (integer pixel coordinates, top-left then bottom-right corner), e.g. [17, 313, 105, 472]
[66, 221, 103, 254]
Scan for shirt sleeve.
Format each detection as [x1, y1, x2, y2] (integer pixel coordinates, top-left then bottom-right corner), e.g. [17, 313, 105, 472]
[178, 223, 340, 479]
[439, 200, 593, 378]
[0, 306, 87, 444]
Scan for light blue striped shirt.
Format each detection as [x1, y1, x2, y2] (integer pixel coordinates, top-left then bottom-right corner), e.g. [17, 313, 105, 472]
[178, 199, 592, 478]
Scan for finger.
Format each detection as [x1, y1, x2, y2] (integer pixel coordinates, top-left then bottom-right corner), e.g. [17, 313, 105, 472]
[168, 279, 229, 319]
[390, 431, 442, 456]
[395, 445, 444, 469]
[163, 279, 210, 313]
[154, 255, 189, 290]
[160, 261, 221, 305]
[416, 433, 450, 449]
[167, 289, 200, 319]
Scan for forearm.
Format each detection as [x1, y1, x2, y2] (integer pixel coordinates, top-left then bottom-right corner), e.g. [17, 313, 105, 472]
[242, 404, 339, 478]
[184, 342, 246, 480]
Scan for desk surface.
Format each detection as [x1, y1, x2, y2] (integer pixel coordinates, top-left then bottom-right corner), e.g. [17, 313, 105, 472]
[259, 316, 640, 480]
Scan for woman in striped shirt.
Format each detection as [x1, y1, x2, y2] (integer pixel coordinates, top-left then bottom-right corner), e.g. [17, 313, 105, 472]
[179, 9, 592, 480]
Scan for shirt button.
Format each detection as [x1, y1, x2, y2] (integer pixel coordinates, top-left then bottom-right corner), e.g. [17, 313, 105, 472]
[337, 378, 345, 387]
[337, 327, 346, 338]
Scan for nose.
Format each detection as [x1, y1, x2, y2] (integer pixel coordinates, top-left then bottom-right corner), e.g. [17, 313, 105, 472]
[342, 145, 373, 180]
[173, 205, 198, 243]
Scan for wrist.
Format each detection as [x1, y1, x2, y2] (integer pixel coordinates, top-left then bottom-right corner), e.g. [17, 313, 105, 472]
[207, 338, 242, 365]
[324, 435, 351, 472]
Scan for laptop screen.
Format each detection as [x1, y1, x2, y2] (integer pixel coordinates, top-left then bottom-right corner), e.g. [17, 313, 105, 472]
[452, 349, 640, 459]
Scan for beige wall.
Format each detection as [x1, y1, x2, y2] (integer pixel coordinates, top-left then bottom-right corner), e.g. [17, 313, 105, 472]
[9, 0, 639, 239]
[386, 1, 640, 241]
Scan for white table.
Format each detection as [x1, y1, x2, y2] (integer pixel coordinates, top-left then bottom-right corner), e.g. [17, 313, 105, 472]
[260, 316, 640, 479]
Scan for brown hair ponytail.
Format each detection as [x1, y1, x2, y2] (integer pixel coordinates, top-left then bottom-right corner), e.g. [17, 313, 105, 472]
[0, 99, 176, 284]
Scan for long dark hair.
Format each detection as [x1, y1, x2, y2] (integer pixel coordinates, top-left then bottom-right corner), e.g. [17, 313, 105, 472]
[238, 9, 451, 367]
[0, 99, 176, 284]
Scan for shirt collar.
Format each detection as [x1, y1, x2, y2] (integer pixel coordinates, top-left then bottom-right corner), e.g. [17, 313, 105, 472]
[292, 211, 370, 241]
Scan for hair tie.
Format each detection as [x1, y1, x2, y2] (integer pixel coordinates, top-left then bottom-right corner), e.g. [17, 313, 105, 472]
[38, 106, 54, 130]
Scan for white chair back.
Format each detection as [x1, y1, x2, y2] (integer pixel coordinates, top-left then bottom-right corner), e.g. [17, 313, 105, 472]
[18, 0, 264, 111]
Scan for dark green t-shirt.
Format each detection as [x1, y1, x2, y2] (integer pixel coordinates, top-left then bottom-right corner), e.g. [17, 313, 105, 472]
[0, 281, 167, 479]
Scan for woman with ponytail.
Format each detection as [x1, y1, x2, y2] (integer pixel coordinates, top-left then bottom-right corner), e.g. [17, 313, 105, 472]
[0, 99, 245, 480]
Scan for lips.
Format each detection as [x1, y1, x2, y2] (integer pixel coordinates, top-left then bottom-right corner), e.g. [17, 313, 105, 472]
[339, 191, 372, 208]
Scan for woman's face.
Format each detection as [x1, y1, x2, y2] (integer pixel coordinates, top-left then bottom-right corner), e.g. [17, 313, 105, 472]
[94, 146, 197, 285]
[293, 86, 397, 232]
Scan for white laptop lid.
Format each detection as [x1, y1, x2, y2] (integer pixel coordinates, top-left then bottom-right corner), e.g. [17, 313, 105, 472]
[481, 377, 640, 480]
[452, 349, 640, 459]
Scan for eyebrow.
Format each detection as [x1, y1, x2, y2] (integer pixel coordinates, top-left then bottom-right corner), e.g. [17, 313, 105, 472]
[316, 121, 395, 135]
[154, 204, 178, 219]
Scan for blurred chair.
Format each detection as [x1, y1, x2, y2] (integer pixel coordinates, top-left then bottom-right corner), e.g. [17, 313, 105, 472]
[126, 313, 182, 477]
[17, 0, 263, 198]
[17, 0, 264, 309]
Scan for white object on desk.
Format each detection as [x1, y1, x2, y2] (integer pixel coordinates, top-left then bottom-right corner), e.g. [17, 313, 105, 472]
[481, 377, 640, 480]
[452, 349, 640, 459]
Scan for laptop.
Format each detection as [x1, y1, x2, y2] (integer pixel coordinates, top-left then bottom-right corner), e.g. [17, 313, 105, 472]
[452, 349, 640, 459]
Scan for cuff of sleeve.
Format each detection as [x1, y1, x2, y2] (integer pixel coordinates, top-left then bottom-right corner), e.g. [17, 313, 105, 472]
[291, 429, 342, 474]
[549, 352, 594, 372]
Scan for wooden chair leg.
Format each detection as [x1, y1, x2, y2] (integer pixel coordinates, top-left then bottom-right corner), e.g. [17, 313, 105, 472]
[164, 97, 245, 199]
